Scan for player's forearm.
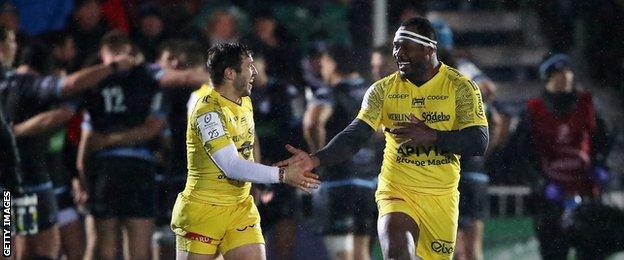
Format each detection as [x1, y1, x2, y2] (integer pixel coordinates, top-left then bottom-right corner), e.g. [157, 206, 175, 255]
[102, 117, 166, 148]
[12, 107, 74, 137]
[434, 126, 489, 156]
[61, 64, 114, 96]
[314, 119, 375, 167]
[212, 144, 280, 183]
[160, 67, 210, 88]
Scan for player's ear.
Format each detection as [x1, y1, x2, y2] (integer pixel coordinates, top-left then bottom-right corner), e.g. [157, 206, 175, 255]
[224, 67, 235, 80]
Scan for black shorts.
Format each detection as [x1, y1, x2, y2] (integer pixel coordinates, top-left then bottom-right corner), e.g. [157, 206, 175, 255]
[258, 185, 300, 229]
[85, 156, 156, 219]
[458, 171, 489, 227]
[317, 184, 377, 236]
[54, 185, 75, 210]
[15, 184, 59, 234]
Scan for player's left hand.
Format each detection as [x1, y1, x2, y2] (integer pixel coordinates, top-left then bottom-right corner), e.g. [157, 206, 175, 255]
[389, 114, 437, 147]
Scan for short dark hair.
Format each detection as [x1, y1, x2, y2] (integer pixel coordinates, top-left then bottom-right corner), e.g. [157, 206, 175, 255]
[100, 30, 132, 51]
[0, 25, 11, 42]
[39, 30, 72, 48]
[206, 43, 251, 86]
[19, 42, 53, 74]
[399, 16, 437, 43]
[159, 39, 206, 68]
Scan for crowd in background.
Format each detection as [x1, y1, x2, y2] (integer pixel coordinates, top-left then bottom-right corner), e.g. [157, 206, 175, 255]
[0, 0, 622, 259]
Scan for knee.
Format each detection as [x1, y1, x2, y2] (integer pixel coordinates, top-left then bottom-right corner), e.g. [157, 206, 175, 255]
[383, 235, 413, 259]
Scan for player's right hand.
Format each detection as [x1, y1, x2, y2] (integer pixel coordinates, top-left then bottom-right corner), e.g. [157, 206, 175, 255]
[113, 54, 137, 71]
[282, 161, 321, 194]
[274, 144, 319, 172]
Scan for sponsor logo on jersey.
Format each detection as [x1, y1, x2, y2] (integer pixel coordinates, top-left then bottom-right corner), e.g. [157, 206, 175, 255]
[422, 111, 451, 123]
[427, 95, 449, 101]
[397, 145, 449, 157]
[431, 240, 454, 254]
[387, 93, 409, 99]
[387, 113, 411, 122]
[237, 141, 254, 160]
[412, 97, 425, 108]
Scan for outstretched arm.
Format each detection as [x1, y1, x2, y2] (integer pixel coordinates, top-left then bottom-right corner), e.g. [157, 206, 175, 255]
[89, 116, 166, 151]
[12, 106, 75, 137]
[159, 67, 211, 88]
[61, 55, 136, 97]
[275, 119, 375, 170]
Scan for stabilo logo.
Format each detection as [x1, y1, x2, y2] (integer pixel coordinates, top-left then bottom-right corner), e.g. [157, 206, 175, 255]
[431, 240, 454, 254]
[422, 111, 450, 123]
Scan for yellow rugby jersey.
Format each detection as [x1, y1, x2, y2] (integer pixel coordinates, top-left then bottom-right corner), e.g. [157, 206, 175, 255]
[357, 63, 487, 195]
[183, 85, 256, 205]
[187, 84, 212, 118]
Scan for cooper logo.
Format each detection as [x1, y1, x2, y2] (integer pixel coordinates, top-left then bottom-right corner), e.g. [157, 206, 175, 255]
[422, 112, 451, 123]
[427, 95, 449, 101]
[431, 240, 454, 255]
[412, 98, 425, 108]
[388, 93, 409, 99]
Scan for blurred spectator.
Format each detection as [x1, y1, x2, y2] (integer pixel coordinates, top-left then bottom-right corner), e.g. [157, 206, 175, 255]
[301, 41, 330, 101]
[251, 55, 306, 260]
[159, 3, 205, 44]
[242, 8, 302, 84]
[40, 30, 77, 74]
[370, 41, 395, 81]
[100, 0, 130, 33]
[304, 45, 380, 260]
[0, 2, 28, 61]
[12, 0, 73, 36]
[202, 8, 239, 47]
[0, 22, 16, 71]
[132, 3, 168, 62]
[506, 53, 613, 259]
[68, 0, 110, 68]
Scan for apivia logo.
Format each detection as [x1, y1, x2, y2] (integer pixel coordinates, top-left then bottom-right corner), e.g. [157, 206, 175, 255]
[412, 97, 425, 108]
[422, 112, 450, 123]
[388, 93, 409, 99]
[431, 240, 454, 255]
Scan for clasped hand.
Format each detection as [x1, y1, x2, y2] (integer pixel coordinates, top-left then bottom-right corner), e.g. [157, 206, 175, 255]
[388, 114, 437, 148]
[274, 145, 321, 194]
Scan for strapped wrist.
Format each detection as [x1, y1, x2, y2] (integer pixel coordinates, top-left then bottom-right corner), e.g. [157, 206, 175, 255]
[278, 167, 285, 183]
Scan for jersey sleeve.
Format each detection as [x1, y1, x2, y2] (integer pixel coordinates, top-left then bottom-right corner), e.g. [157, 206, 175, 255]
[356, 82, 384, 130]
[192, 102, 233, 154]
[455, 80, 488, 129]
[33, 75, 63, 104]
[149, 91, 167, 118]
[146, 63, 165, 82]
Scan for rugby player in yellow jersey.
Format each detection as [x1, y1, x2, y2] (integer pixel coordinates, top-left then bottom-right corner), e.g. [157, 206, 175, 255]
[171, 43, 320, 260]
[277, 17, 489, 259]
